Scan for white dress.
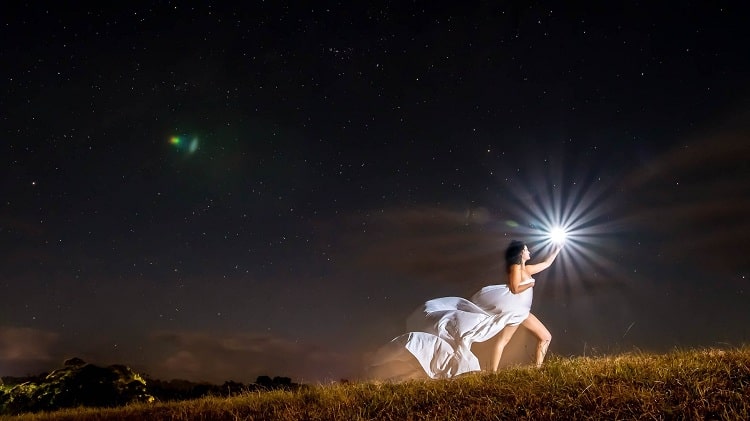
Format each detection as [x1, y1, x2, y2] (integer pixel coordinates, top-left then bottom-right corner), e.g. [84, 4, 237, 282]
[368, 279, 535, 380]
[471, 278, 534, 319]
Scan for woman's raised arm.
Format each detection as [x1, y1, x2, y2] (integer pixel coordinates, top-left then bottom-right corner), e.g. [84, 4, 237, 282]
[525, 245, 562, 275]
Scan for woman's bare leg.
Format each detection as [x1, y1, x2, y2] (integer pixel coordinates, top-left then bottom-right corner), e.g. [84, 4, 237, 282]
[521, 313, 552, 367]
[489, 324, 519, 371]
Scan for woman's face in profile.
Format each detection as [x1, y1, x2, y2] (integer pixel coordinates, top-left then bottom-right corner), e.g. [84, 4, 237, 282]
[522, 246, 530, 261]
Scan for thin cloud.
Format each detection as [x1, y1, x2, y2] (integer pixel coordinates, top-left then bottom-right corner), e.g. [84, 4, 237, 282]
[339, 206, 505, 289]
[147, 330, 357, 384]
[0, 326, 59, 361]
[0, 326, 59, 376]
[621, 126, 750, 268]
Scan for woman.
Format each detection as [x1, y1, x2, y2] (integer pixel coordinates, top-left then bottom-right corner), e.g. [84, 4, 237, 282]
[368, 240, 561, 380]
[471, 240, 560, 370]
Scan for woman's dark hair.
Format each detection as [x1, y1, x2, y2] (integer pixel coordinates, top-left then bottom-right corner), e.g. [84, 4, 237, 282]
[505, 240, 526, 272]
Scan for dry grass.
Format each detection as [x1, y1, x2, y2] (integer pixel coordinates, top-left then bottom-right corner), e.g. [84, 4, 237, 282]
[4, 346, 749, 420]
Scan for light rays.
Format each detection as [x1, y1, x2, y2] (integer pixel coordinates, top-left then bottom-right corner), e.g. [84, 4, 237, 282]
[493, 156, 633, 299]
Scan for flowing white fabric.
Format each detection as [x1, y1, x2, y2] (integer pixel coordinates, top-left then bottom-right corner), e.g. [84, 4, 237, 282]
[471, 278, 534, 317]
[368, 279, 535, 380]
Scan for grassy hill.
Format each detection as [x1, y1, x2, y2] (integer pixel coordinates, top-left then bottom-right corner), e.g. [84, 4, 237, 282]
[4, 346, 749, 420]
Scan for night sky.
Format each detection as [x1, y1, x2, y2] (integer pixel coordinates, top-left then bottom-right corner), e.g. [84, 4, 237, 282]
[2, 2, 749, 384]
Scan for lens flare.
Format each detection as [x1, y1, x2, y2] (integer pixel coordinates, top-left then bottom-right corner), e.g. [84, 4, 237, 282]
[188, 137, 199, 154]
[169, 135, 199, 155]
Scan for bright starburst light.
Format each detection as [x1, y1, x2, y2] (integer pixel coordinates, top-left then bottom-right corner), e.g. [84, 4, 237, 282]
[493, 158, 630, 296]
[548, 227, 568, 244]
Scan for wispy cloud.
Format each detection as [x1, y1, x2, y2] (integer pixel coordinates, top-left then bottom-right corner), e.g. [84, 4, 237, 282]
[621, 126, 750, 268]
[146, 330, 358, 384]
[0, 326, 59, 361]
[337, 206, 505, 289]
[0, 326, 60, 376]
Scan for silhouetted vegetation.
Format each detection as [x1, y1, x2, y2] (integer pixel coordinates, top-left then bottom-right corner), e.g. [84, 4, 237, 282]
[0, 359, 152, 415]
[0, 359, 300, 416]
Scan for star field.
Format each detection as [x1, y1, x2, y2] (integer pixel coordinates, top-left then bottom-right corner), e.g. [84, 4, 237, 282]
[2, 3, 749, 383]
